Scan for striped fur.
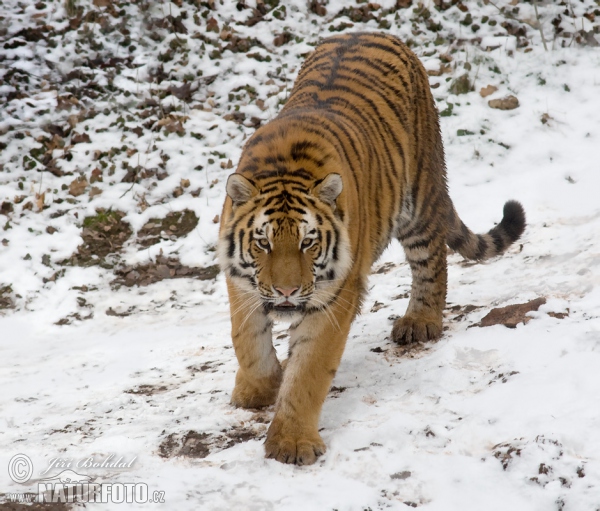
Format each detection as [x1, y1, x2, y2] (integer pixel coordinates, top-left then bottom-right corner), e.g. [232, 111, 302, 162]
[218, 32, 526, 465]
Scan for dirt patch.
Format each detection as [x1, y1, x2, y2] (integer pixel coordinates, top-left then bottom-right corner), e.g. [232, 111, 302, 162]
[124, 384, 168, 396]
[187, 361, 223, 374]
[136, 209, 198, 248]
[54, 312, 93, 325]
[447, 303, 482, 322]
[476, 297, 546, 328]
[385, 342, 433, 360]
[0, 285, 16, 310]
[62, 210, 132, 268]
[158, 426, 263, 459]
[329, 386, 347, 398]
[112, 255, 219, 287]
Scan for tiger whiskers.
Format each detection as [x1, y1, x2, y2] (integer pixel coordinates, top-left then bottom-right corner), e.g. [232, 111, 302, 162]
[309, 296, 342, 331]
[239, 296, 265, 330]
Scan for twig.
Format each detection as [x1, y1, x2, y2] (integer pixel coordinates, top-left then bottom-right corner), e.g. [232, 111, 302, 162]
[531, 0, 548, 51]
[487, 0, 543, 31]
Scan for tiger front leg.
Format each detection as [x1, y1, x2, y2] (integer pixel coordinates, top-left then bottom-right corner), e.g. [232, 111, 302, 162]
[393, 231, 448, 344]
[227, 278, 282, 408]
[264, 294, 356, 465]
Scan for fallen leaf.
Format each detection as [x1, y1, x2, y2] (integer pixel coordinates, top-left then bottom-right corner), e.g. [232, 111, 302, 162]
[89, 186, 103, 198]
[0, 201, 14, 215]
[71, 132, 91, 144]
[480, 85, 498, 98]
[67, 114, 79, 128]
[35, 192, 45, 211]
[488, 95, 519, 110]
[90, 167, 103, 183]
[69, 176, 88, 197]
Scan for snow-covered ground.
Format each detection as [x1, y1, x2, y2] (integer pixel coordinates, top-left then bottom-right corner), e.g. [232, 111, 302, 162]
[1, 0, 600, 509]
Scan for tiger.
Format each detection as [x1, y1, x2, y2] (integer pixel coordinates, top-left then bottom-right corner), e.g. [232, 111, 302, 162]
[217, 32, 525, 465]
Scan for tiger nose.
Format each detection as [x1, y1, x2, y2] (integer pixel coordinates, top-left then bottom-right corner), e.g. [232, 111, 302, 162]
[274, 287, 299, 298]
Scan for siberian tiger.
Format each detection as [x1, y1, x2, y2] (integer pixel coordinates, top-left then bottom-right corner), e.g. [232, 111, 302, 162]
[218, 32, 525, 465]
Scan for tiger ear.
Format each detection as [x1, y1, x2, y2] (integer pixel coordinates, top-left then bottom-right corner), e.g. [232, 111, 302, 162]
[313, 173, 343, 207]
[226, 174, 258, 206]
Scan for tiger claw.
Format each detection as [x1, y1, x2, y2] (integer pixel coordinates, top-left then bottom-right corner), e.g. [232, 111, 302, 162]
[392, 314, 442, 344]
[264, 418, 326, 465]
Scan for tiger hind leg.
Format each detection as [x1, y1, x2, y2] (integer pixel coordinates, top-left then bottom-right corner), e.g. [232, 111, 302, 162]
[393, 219, 448, 344]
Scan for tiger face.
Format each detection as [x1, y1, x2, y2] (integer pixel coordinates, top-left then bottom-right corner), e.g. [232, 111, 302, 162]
[218, 172, 352, 322]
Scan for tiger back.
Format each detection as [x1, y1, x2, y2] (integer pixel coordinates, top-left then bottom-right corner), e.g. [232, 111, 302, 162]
[218, 32, 525, 466]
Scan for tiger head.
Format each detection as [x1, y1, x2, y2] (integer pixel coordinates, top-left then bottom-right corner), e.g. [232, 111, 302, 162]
[218, 172, 352, 322]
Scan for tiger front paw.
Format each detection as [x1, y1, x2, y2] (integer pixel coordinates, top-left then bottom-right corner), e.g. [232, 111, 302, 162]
[392, 314, 442, 344]
[231, 369, 282, 409]
[264, 417, 326, 465]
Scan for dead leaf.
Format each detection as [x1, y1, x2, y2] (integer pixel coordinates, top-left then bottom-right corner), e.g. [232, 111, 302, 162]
[0, 201, 14, 215]
[212, 215, 220, 224]
[488, 95, 519, 110]
[35, 192, 45, 211]
[181, 178, 190, 188]
[90, 167, 103, 183]
[477, 297, 546, 328]
[480, 85, 498, 98]
[71, 132, 91, 144]
[156, 115, 188, 134]
[89, 186, 103, 198]
[67, 114, 79, 128]
[206, 17, 219, 33]
[427, 64, 451, 76]
[168, 83, 195, 101]
[69, 176, 88, 197]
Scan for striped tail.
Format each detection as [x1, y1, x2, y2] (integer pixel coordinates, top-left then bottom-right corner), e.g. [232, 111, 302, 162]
[447, 200, 526, 260]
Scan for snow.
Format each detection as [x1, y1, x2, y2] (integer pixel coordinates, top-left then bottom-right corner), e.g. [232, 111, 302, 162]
[1, 0, 600, 509]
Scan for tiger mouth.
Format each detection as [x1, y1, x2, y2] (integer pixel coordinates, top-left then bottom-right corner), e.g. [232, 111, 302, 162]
[265, 301, 305, 314]
[273, 303, 300, 312]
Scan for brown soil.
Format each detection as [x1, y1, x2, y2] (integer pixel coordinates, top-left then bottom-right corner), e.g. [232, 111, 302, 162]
[158, 426, 261, 459]
[0, 285, 15, 310]
[62, 210, 132, 268]
[477, 297, 546, 328]
[124, 384, 168, 396]
[112, 255, 219, 287]
[136, 209, 198, 248]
